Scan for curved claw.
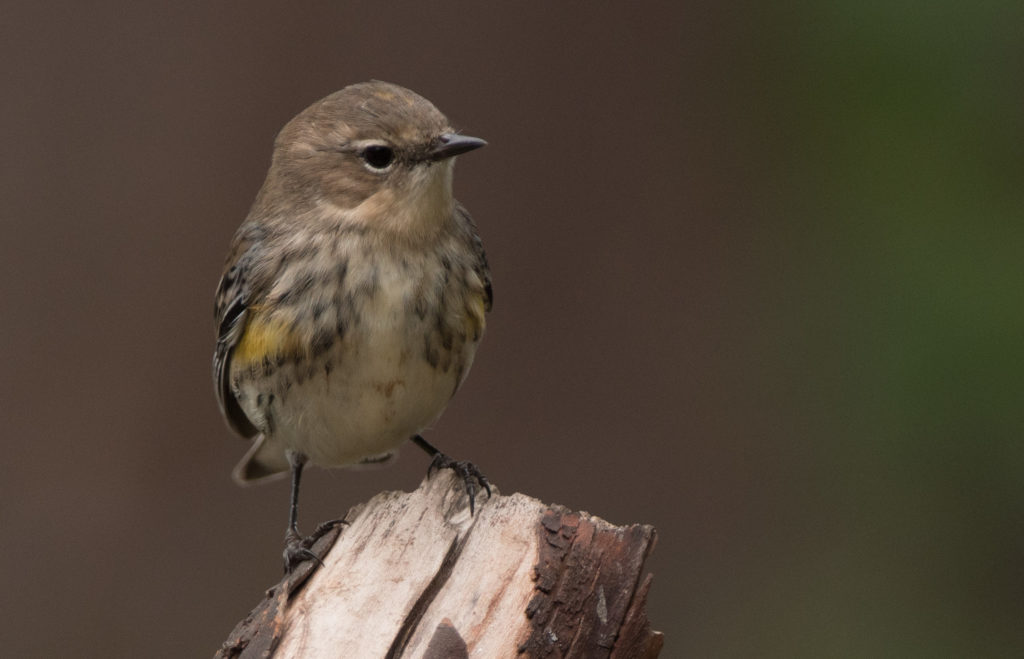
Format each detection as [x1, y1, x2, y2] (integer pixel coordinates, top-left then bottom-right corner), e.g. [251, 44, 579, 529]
[284, 545, 324, 572]
[428, 454, 492, 515]
[283, 520, 348, 573]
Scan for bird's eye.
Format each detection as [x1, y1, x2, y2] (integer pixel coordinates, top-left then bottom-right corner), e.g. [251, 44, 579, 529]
[361, 145, 394, 170]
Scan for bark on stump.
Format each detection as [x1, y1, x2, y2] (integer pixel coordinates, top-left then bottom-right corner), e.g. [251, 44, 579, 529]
[217, 471, 662, 658]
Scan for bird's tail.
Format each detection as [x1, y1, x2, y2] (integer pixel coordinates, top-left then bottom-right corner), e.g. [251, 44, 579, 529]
[232, 434, 290, 485]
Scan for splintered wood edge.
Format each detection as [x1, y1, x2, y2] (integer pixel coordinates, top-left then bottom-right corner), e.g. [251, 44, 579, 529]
[216, 472, 662, 658]
[520, 506, 661, 658]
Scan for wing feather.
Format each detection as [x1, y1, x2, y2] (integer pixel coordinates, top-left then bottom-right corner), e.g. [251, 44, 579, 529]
[457, 204, 493, 312]
[212, 227, 268, 439]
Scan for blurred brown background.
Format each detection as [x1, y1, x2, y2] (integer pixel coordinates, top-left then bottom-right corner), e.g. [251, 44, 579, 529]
[2, 2, 1022, 657]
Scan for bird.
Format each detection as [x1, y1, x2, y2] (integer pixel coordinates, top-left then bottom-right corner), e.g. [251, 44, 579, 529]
[212, 81, 492, 570]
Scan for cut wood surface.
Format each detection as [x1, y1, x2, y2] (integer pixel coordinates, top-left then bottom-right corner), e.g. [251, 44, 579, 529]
[217, 471, 662, 658]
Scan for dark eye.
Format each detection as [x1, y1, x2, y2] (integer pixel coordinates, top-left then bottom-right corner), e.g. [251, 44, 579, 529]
[361, 145, 394, 169]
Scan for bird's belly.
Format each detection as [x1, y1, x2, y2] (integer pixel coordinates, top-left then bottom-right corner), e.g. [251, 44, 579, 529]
[237, 322, 473, 468]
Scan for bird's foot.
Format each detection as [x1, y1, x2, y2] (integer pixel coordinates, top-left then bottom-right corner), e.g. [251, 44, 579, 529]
[283, 519, 346, 573]
[427, 453, 492, 515]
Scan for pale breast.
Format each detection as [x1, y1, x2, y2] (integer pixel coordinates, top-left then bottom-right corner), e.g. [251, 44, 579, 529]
[232, 238, 486, 467]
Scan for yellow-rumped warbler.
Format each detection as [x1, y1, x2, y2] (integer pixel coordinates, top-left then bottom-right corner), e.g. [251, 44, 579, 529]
[213, 81, 491, 570]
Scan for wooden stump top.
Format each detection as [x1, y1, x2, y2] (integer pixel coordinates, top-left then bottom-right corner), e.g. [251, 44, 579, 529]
[218, 472, 662, 658]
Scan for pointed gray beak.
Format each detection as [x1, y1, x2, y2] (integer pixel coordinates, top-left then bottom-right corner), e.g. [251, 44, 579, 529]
[428, 133, 487, 161]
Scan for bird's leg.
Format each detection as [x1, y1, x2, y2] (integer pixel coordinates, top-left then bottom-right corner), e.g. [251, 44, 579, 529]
[287, 451, 306, 535]
[282, 451, 345, 572]
[411, 434, 491, 515]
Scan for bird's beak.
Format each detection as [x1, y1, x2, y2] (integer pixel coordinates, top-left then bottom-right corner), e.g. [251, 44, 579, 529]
[428, 133, 487, 161]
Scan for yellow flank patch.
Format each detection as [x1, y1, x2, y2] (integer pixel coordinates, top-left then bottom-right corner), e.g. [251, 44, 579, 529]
[233, 312, 306, 364]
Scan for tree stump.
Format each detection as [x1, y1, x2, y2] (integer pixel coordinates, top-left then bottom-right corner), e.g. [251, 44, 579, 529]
[217, 471, 662, 658]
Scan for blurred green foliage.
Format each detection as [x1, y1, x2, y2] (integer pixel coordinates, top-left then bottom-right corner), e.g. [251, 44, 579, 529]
[736, 2, 1023, 655]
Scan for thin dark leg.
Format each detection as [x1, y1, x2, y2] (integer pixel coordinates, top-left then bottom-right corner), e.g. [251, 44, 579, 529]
[287, 452, 306, 533]
[412, 434, 441, 458]
[283, 451, 329, 572]
[411, 434, 491, 515]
